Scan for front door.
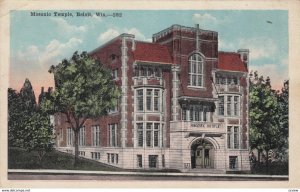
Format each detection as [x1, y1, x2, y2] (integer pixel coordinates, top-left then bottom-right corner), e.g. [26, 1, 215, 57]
[191, 139, 214, 169]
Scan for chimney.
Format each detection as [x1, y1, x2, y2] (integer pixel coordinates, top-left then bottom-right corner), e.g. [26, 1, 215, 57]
[196, 24, 200, 52]
[237, 49, 249, 69]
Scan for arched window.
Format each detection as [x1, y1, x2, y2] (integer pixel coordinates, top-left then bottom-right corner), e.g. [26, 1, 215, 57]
[188, 54, 204, 87]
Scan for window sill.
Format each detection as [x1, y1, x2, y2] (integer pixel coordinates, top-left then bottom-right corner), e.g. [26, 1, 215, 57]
[187, 86, 206, 90]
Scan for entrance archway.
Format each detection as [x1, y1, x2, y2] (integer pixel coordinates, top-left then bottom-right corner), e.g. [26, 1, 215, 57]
[191, 138, 214, 169]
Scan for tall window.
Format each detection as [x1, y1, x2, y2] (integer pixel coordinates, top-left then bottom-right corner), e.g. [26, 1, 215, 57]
[79, 126, 85, 146]
[219, 96, 225, 116]
[229, 156, 238, 169]
[136, 89, 162, 112]
[227, 96, 232, 116]
[137, 155, 143, 168]
[92, 125, 100, 146]
[188, 54, 204, 87]
[149, 155, 158, 168]
[111, 69, 118, 80]
[135, 66, 162, 78]
[136, 123, 161, 147]
[67, 128, 73, 146]
[109, 124, 118, 147]
[108, 100, 119, 114]
[219, 95, 240, 116]
[154, 90, 159, 111]
[146, 89, 152, 111]
[137, 123, 143, 147]
[233, 96, 239, 116]
[227, 126, 239, 149]
[137, 90, 143, 111]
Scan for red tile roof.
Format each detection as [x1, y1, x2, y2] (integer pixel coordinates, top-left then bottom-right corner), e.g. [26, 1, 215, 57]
[133, 41, 173, 64]
[218, 52, 248, 72]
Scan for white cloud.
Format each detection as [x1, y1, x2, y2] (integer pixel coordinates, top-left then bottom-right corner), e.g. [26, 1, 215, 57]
[250, 63, 288, 90]
[97, 28, 120, 42]
[218, 39, 235, 51]
[193, 13, 218, 24]
[97, 27, 149, 43]
[40, 38, 83, 64]
[51, 18, 87, 35]
[124, 28, 147, 41]
[15, 38, 83, 70]
[238, 37, 277, 60]
[219, 37, 278, 61]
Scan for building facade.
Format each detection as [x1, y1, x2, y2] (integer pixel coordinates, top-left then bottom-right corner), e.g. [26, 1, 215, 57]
[54, 24, 251, 173]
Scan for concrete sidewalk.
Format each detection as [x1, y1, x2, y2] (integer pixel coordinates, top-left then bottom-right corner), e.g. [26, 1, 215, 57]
[8, 169, 288, 180]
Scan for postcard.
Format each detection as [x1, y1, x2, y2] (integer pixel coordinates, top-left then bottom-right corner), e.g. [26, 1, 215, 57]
[0, 0, 299, 189]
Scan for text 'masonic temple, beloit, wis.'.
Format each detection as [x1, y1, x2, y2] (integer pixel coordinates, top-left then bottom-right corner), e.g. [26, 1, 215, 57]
[53, 24, 251, 173]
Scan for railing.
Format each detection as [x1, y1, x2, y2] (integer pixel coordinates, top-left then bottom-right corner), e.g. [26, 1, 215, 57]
[216, 84, 241, 93]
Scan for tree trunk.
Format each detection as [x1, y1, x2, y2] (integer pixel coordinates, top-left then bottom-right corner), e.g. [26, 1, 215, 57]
[37, 150, 45, 168]
[74, 130, 79, 167]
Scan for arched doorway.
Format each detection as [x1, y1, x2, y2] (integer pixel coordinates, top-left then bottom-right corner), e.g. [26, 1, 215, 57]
[191, 138, 214, 169]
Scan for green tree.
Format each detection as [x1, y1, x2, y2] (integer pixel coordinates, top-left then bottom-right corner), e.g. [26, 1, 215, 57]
[19, 78, 37, 110]
[8, 79, 54, 166]
[276, 80, 289, 162]
[249, 71, 281, 171]
[8, 79, 36, 147]
[48, 51, 121, 166]
[22, 110, 54, 166]
[8, 88, 23, 147]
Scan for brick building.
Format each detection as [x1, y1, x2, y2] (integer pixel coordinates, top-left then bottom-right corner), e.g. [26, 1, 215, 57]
[54, 24, 251, 173]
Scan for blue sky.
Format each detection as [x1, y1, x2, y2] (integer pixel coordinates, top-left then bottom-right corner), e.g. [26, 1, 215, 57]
[10, 10, 288, 95]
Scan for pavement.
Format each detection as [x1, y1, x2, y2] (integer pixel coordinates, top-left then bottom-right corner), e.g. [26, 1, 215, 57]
[7, 169, 289, 181]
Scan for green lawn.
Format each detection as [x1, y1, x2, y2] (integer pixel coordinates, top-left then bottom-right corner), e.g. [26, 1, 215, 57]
[8, 147, 122, 171]
[8, 147, 180, 172]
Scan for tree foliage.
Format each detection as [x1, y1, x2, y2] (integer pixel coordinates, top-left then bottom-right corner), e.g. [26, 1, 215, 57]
[276, 80, 289, 162]
[48, 51, 121, 166]
[249, 71, 288, 165]
[8, 79, 36, 147]
[8, 79, 54, 166]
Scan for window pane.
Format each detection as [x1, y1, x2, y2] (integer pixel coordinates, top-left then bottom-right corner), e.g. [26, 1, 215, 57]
[148, 67, 153, 77]
[137, 155, 143, 167]
[137, 90, 143, 111]
[149, 155, 158, 168]
[198, 61, 202, 73]
[192, 62, 196, 73]
[192, 75, 197, 86]
[147, 89, 152, 111]
[182, 109, 187, 121]
[154, 90, 159, 111]
[190, 107, 194, 121]
[112, 125, 115, 146]
[219, 96, 224, 116]
[137, 123, 143, 147]
[234, 96, 239, 116]
[146, 131, 152, 147]
[227, 96, 232, 116]
[154, 131, 159, 147]
[227, 126, 232, 148]
[198, 75, 203, 87]
[203, 108, 207, 122]
[229, 156, 238, 169]
[234, 127, 239, 149]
